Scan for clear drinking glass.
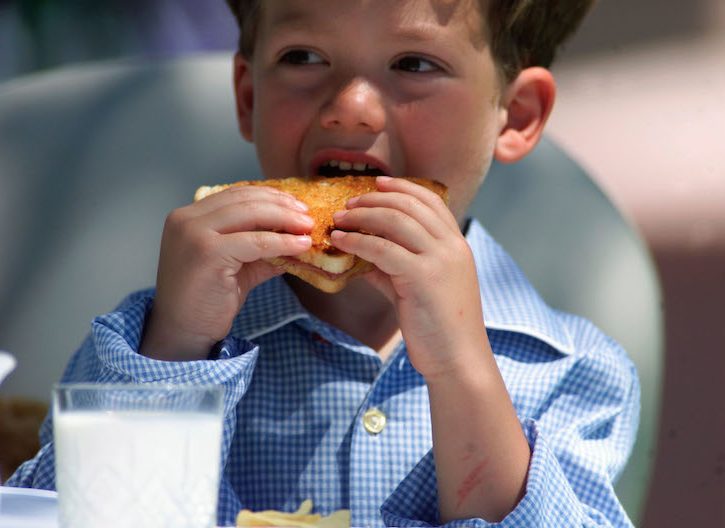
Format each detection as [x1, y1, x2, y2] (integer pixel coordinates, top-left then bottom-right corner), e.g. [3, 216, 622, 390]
[53, 383, 224, 528]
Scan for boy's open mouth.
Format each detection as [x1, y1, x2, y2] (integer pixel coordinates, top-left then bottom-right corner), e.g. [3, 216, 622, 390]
[316, 159, 387, 178]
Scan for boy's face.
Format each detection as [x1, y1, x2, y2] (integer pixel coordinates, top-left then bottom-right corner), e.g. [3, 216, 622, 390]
[235, 0, 508, 223]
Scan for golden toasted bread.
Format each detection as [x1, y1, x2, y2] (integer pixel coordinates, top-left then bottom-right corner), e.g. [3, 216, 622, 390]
[194, 176, 448, 293]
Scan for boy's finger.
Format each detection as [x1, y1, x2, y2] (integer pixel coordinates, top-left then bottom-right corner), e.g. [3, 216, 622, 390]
[189, 184, 308, 217]
[200, 201, 313, 235]
[343, 192, 447, 240]
[361, 268, 397, 304]
[333, 207, 432, 254]
[223, 232, 312, 263]
[374, 177, 459, 233]
[237, 259, 287, 287]
[330, 230, 413, 277]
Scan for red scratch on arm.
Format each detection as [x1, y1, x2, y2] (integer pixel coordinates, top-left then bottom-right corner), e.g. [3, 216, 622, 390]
[455, 458, 488, 510]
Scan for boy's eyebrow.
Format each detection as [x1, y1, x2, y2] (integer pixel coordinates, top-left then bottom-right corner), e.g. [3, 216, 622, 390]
[267, 9, 443, 43]
[391, 24, 442, 43]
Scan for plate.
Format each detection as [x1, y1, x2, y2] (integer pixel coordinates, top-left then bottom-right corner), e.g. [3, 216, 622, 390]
[0, 487, 232, 528]
[0, 352, 15, 385]
[0, 487, 58, 528]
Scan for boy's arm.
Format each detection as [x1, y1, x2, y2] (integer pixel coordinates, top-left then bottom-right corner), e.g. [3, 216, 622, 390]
[140, 185, 313, 361]
[381, 327, 639, 527]
[5, 289, 259, 496]
[426, 342, 531, 522]
[332, 177, 637, 525]
[332, 177, 531, 521]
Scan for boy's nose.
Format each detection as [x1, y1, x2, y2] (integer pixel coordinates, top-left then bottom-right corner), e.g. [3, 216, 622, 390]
[320, 79, 386, 134]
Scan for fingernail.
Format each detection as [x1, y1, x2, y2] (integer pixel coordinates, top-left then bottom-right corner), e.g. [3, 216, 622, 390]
[293, 200, 309, 212]
[346, 196, 359, 207]
[333, 211, 346, 222]
[377, 176, 392, 183]
[295, 235, 312, 246]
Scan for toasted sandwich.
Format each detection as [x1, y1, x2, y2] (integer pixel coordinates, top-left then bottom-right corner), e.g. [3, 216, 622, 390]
[194, 176, 448, 293]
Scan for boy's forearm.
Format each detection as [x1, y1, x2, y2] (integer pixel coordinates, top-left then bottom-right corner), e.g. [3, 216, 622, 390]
[426, 338, 530, 523]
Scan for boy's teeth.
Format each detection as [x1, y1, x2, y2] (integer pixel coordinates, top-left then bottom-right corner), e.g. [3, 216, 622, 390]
[320, 159, 382, 174]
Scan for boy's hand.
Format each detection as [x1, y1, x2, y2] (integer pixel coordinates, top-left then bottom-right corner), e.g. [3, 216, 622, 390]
[140, 186, 313, 361]
[331, 176, 486, 381]
[334, 177, 531, 522]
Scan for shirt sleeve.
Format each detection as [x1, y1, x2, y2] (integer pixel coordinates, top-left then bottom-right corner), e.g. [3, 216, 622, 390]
[380, 326, 640, 528]
[6, 289, 260, 507]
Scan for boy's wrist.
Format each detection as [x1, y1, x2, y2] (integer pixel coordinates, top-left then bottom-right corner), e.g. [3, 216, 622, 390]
[139, 333, 216, 362]
[418, 331, 496, 387]
[424, 350, 496, 393]
[139, 310, 217, 362]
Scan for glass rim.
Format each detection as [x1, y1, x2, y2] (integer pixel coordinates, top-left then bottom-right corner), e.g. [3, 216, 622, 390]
[52, 383, 225, 415]
[52, 382, 223, 393]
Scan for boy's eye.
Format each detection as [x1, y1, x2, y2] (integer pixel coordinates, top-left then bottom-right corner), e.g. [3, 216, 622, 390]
[279, 49, 326, 66]
[392, 56, 441, 74]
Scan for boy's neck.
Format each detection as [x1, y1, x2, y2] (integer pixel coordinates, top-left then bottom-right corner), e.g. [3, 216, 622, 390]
[286, 277, 401, 359]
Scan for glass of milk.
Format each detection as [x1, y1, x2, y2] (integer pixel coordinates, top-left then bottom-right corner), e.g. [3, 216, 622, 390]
[53, 383, 224, 528]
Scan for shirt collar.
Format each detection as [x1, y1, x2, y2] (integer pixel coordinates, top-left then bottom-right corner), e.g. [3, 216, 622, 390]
[232, 218, 573, 355]
[466, 218, 574, 354]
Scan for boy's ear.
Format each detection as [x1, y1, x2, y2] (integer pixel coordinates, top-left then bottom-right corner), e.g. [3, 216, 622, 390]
[494, 67, 556, 164]
[233, 53, 255, 142]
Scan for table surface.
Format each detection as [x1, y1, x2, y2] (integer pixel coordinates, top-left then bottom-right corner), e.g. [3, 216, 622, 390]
[0, 487, 57, 528]
[0, 486, 370, 528]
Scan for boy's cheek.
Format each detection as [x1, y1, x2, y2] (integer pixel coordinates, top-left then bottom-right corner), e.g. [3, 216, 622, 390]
[254, 111, 309, 176]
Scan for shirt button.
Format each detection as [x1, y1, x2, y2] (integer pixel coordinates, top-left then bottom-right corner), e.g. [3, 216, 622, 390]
[362, 407, 387, 435]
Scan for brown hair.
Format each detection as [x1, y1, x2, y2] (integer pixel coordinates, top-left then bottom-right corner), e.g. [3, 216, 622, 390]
[224, 0, 596, 82]
[488, 0, 595, 81]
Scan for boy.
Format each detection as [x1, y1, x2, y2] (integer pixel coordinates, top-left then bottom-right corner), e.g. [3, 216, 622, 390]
[9, 1, 639, 526]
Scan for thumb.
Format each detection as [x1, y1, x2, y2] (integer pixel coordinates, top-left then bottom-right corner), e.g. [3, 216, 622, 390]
[238, 260, 286, 293]
[362, 268, 397, 303]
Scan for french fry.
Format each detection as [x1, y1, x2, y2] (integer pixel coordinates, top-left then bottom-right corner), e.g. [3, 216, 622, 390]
[295, 500, 313, 515]
[313, 510, 351, 528]
[236, 499, 350, 528]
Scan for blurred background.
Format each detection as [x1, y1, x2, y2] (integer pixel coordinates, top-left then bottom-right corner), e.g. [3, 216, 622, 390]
[0, 0, 237, 80]
[0, 0, 723, 526]
[549, 1, 725, 526]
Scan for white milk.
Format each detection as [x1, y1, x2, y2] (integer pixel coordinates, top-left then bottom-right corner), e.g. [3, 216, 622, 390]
[54, 410, 222, 528]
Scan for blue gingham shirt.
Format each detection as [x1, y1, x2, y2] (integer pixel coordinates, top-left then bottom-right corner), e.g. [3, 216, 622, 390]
[9, 219, 639, 527]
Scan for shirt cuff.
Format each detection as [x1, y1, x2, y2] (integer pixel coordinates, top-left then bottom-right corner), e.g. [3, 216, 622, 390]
[90, 292, 259, 392]
[381, 420, 595, 527]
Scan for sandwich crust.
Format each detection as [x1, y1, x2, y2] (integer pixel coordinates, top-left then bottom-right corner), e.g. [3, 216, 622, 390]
[194, 176, 448, 292]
